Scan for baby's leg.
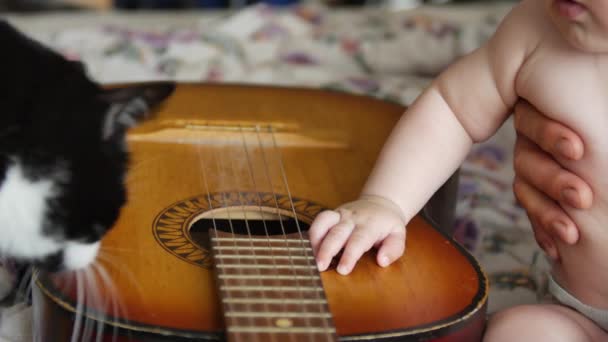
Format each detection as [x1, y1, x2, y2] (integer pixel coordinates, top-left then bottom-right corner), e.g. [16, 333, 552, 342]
[483, 304, 608, 342]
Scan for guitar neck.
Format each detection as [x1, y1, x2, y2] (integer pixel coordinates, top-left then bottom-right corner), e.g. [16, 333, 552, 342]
[210, 230, 338, 342]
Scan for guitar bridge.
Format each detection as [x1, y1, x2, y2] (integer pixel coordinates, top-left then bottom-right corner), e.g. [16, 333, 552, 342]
[127, 119, 348, 148]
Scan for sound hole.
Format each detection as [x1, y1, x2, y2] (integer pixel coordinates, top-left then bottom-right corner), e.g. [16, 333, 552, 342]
[188, 206, 310, 250]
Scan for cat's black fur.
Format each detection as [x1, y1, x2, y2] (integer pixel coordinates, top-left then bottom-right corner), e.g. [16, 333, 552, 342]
[0, 20, 174, 271]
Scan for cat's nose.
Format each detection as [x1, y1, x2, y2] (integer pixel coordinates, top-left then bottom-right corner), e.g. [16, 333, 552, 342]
[62, 241, 101, 270]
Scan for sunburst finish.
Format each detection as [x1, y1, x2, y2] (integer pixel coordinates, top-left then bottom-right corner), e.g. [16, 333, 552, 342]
[33, 83, 487, 342]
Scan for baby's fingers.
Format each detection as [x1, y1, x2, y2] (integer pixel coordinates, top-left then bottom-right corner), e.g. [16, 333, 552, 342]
[309, 210, 341, 254]
[376, 229, 406, 268]
[315, 221, 354, 272]
[336, 229, 377, 275]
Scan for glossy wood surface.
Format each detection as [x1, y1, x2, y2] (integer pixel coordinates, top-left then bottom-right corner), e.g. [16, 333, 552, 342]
[35, 83, 487, 341]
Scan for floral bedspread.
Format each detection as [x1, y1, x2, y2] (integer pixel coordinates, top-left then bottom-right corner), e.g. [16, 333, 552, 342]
[0, 3, 551, 340]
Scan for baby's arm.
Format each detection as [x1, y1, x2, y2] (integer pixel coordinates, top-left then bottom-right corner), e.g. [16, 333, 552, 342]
[310, 0, 541, 275]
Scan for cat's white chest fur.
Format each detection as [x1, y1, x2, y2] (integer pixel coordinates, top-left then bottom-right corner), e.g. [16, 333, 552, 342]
[0, 162, 100, 269]
[0, 162, 60, 258]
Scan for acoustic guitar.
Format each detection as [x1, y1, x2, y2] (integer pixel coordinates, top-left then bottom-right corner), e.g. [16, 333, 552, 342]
[33, 83, 487, 341]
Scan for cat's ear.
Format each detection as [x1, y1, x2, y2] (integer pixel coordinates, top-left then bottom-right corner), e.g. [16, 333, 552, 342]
[100, 82, 175, 141]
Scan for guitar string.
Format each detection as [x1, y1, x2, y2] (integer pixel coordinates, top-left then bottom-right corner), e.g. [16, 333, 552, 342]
[230, 126, 274, 341]
[196, 145, 220, 243]
[253, 125, 314, 341]
[268, 125, 334, 340]
[195, 142, 241, 339]
[237, 125, 282, 342]
[214, 143, 257, 340]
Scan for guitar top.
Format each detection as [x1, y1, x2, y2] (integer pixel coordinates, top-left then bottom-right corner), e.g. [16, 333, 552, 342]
[34, 83, 487, 341]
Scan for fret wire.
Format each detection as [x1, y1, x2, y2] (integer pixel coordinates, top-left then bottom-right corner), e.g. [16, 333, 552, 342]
[227, 327, 336, 334]
[239, 125, 291, 341]
[215, 260, 314, 267]
[221, 286, 324, 292]
[220, 277, 320, 288]
[194, 124, 335, 341]
[225, 312, 332, 318]
[217, 264, 317, 270]
[214, 254, 315, 261]
[213, 237, 312, 244]
[232, 126, 271, 342]
[254, 125, 313, 341]
[197, 128, 244, 338]
[212, 245, 313, 252]
[215, 144, 260, 337]
[269, 125, 333, 341]
[211, 261, 314, 268]
[224, 298, 327, 304]
[219, 274, 320, 280]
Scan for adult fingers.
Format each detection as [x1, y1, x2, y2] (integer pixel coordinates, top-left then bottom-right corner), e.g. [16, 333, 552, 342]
[513, 100, 584, 160]
[514, 136, 593, 209]
[529, 215, 559, 261]
[513, 176, 579, 245]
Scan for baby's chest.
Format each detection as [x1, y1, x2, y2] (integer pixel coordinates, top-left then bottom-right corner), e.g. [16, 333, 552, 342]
[517, 49, 608, 145]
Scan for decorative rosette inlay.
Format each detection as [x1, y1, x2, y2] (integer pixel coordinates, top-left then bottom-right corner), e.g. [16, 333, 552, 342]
[152, 191, 324, 269]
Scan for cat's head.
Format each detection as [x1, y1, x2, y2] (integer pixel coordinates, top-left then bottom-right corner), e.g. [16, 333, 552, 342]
[0, 82, 175, 272]
[1, 20, 175, 272]
[0, 20, 176, 272]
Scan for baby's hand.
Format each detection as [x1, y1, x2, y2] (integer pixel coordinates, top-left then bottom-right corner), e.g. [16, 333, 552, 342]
[309, 195, 407, 275]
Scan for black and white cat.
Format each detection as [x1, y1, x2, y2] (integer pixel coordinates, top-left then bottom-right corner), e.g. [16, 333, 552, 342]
[0, 20, 174, 274]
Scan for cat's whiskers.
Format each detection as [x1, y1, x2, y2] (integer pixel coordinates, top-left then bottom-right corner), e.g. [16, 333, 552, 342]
[30, 268, 42, 342]
[94, 262, 126, 342]
[91, 263, 118, 342]
[70, 270, 85, 342]
[82, 268, 96, 342]
[85, 265, 107, 342]
[32, 281, 42, 342]
[95, 253, 135, 307]
[96, 252, 144, 302]
[13, 266, 33, 305]
[88, 265, 110, 342]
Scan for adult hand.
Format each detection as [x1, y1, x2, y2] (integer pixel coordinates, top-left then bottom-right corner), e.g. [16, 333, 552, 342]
[512, 100, 592, 260]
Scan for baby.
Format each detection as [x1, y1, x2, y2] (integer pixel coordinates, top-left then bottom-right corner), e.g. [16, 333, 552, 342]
[309, 0, 608, 340]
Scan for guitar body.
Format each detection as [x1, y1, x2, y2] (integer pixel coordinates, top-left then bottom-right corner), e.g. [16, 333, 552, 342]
[33, 84, 487, 341]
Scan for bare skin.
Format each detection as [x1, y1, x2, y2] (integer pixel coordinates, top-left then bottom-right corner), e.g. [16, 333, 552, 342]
[513, 100, 592, 260]
[310, 0, 608, 339]
[484, 304, 607, 342]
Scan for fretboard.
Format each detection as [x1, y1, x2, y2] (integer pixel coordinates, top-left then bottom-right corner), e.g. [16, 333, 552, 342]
[210, 230, 338, 342]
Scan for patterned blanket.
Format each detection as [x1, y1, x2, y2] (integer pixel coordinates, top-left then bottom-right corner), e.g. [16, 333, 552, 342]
[0, 3, 551, 340]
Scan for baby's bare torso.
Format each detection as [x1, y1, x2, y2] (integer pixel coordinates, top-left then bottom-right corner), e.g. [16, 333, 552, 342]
[516, 6, 608, 308]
